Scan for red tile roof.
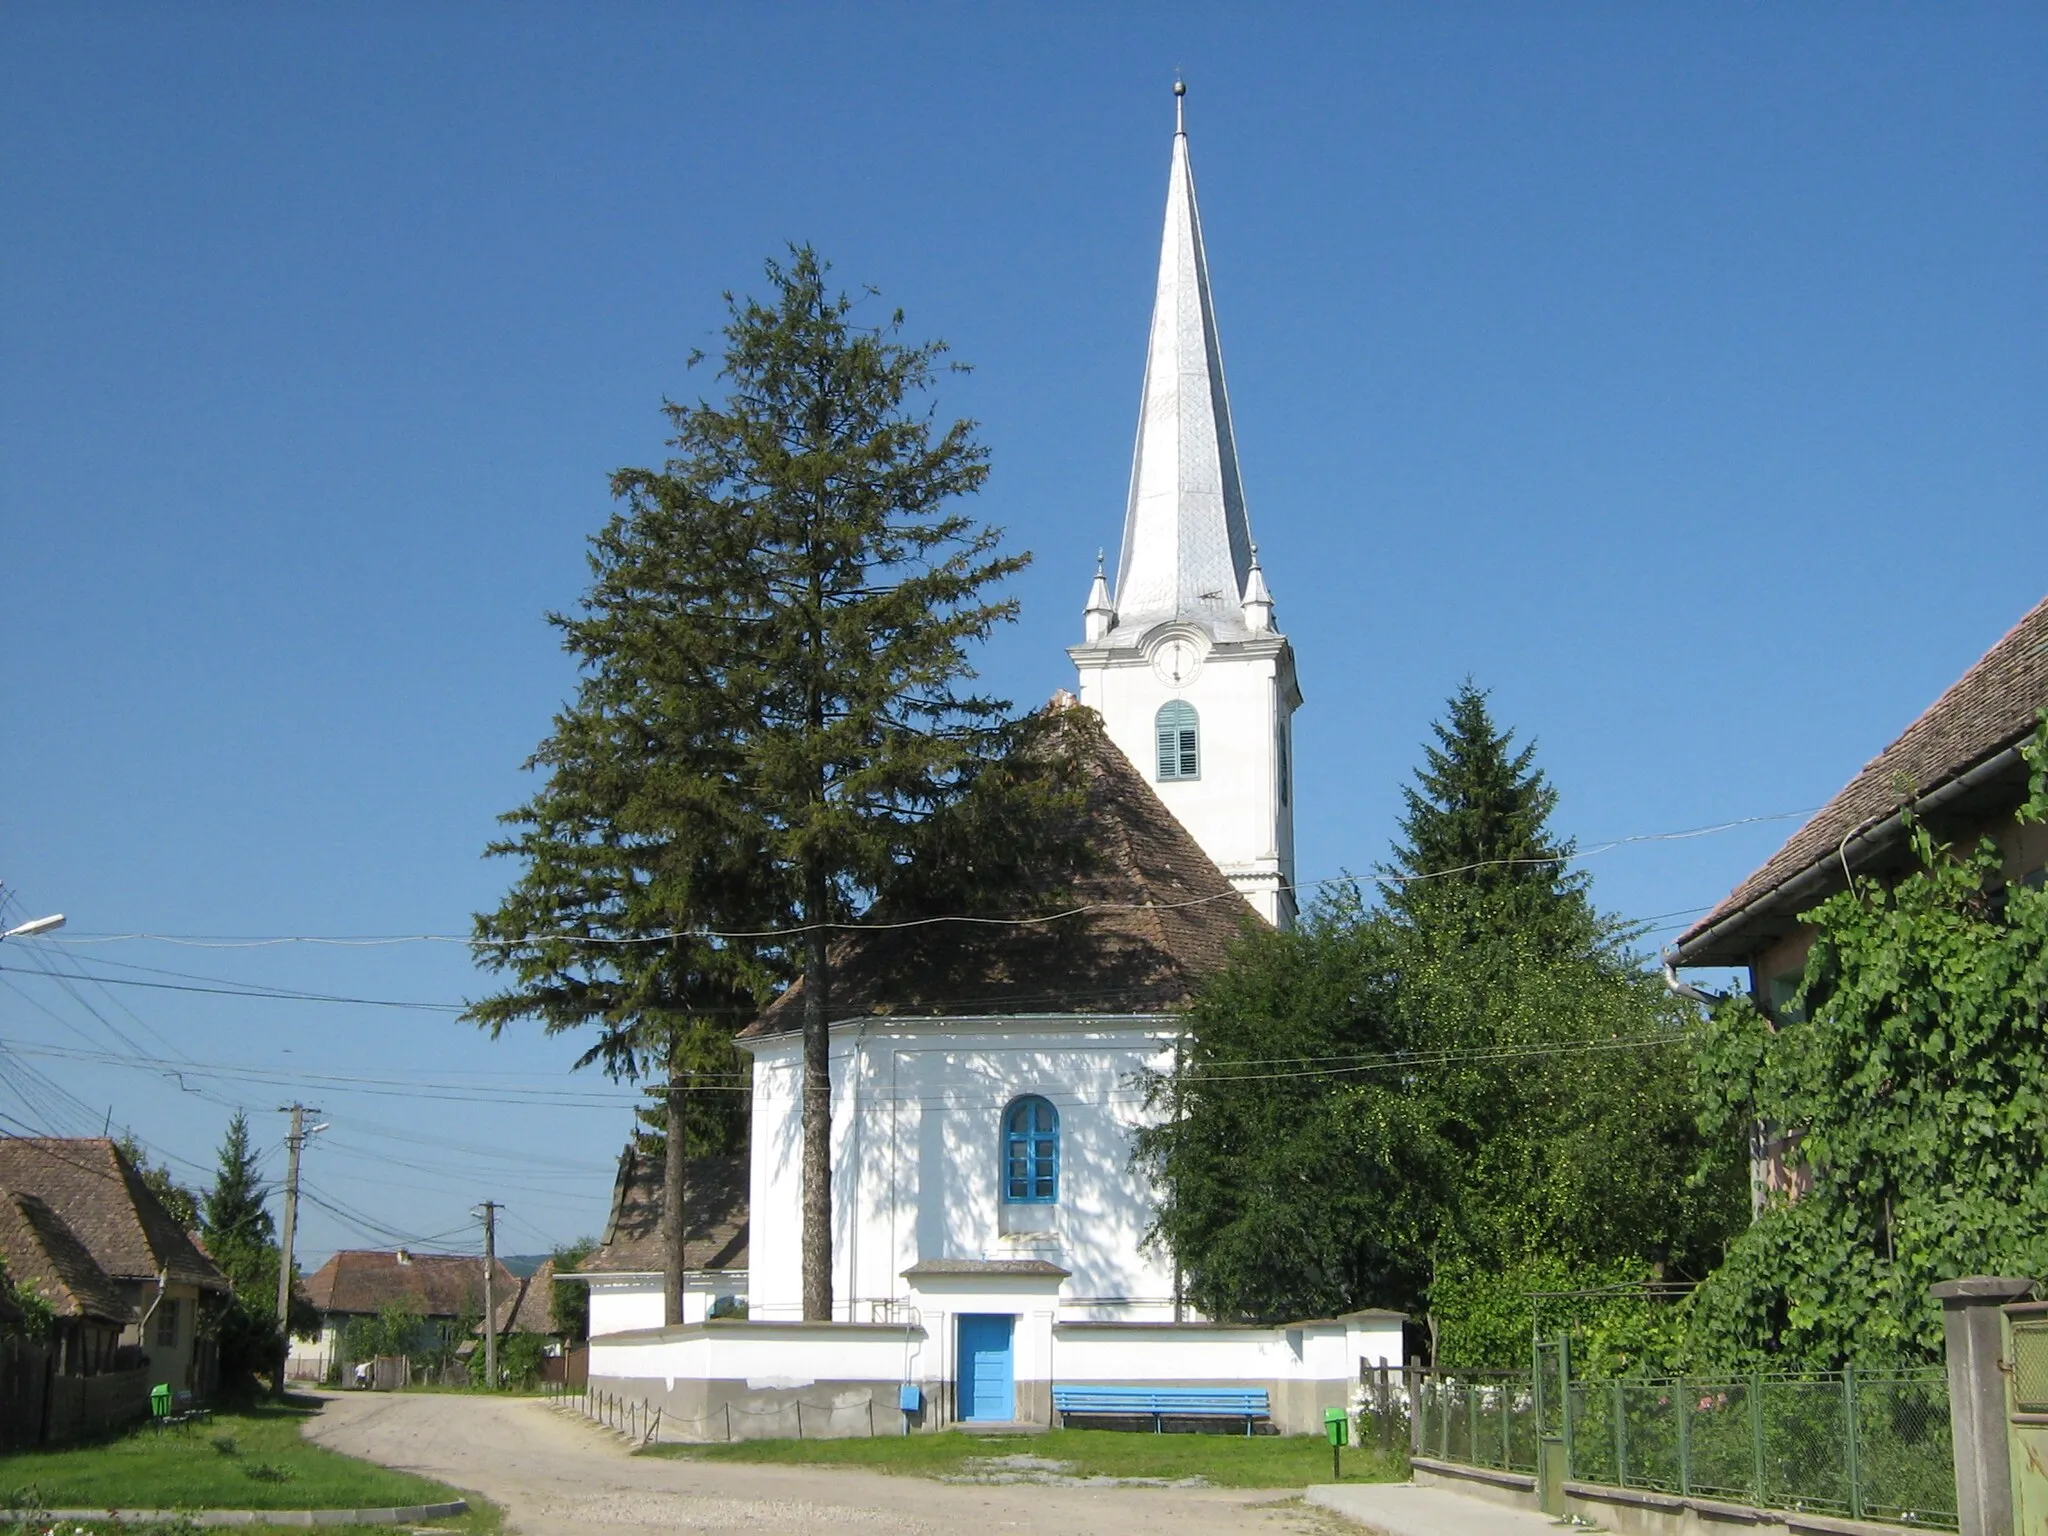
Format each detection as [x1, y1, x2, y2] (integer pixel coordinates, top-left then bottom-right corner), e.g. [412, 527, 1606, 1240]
[0, 1190, 135, 1324]
[1675, 594, 2048, 966]
[489, 1258, 560, 1336]
[299, 1248, 517, 1319]
[0, 1138, 226, 1292]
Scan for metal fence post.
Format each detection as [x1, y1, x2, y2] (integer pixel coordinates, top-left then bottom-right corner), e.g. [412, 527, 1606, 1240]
[1469, 1384, 1480, 1460]
[1750, 1371, 1767, 1507]
[1843, 1365, 1863, 1521]
[1677, 1376, 1692, 1498]
[1560, 1335, 1575, 1480]
[1501, 1378, 1512, 1469]
[1614, 1379, 1627, 1488]
[1440, 1377, 1450, 1460]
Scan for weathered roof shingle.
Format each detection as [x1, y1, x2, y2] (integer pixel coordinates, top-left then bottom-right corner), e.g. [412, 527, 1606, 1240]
[1676, 594, 2048, 965]
[0, 1138, 226, 1292]
[0, 1190, 135, 1324]
[300, 1249, 517, 1319]
[579, 1150, 748, 1276]
[743, 707, 1263, 1035]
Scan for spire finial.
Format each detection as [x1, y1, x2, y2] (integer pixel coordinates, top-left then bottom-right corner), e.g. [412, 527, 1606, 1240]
[1174, 75, 1186, 135]
[1096, 548, 1106, 574]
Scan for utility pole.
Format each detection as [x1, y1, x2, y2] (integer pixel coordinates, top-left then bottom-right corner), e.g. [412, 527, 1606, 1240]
[276, 1104, 322, 1395]
[476, 1201, 501, 1391]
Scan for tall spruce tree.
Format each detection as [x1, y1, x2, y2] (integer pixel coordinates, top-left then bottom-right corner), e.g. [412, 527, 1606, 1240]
[657, 247, 1025, 1320]
[1381, 680, 1591, 944]
[469, 416, 783, 1325]
[202, 1111, 274, 1257]
[475, 246, 1024, 1322]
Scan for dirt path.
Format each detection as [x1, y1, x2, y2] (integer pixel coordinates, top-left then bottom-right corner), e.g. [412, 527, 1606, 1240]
[303, 1390, 1357, 1536]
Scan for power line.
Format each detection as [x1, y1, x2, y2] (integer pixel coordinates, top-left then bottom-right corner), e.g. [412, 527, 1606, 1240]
[29, 806, 1814, 951]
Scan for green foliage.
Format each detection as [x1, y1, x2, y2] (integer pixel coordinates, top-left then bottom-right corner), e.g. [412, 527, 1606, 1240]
[469, 1330, 550, 1390]
[0, 1257, 54, 1343]
[1141, 685, 1745, 1339]
[194, 1114, 317, 1390]
[115, 1136, 198, 1231]
[549, 1238, 595, 1343]
[1429, 1255, 1683, 1374]
[1688, 716, 2048, 1368]
[337, 1302, 427, 1367]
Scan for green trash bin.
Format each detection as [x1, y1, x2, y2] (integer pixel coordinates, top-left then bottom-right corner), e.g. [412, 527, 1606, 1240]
[150, 1383, 172, 1427]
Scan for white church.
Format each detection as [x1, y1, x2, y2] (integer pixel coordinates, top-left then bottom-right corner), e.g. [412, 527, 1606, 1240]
[574, 91, 1400, 1437]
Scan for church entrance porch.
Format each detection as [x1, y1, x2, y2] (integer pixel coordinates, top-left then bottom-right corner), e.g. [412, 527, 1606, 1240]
[956, 1314, 1016, 1422]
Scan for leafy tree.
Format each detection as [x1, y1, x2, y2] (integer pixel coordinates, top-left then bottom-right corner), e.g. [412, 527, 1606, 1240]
[0, 1257, 54, 1343]
[338, 1302, 426, 1369]
[550, 1237, 597, 1344]
[115, 1135, 198, 1230]
[1688, 717, 2048, 1368]
[1142, 687, 1745, 1348]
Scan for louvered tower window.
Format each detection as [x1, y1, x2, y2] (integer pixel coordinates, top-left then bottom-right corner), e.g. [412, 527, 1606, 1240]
[1155, 700, 1200, 781]
[1003, 1095, 1059, 1204]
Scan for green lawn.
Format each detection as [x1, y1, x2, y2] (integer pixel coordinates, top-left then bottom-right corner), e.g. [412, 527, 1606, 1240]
[0, 1395, 475, 1513]
[645, 1427, 1406, 1489]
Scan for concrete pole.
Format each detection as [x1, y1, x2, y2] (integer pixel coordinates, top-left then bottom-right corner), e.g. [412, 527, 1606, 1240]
[274, 1103, 318, 1393]
[1931, 1275, 2034, 1536]
[479, 1201, 501, 1390]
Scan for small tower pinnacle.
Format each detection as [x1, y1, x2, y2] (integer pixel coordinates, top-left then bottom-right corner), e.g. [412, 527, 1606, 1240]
[1174, 76, 1186, 135]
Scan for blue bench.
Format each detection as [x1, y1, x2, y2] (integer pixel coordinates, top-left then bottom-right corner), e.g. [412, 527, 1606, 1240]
[1051, 1385, 1270, 1435]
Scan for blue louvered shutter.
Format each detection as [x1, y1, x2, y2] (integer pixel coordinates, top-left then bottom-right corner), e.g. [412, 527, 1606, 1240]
[1155, 700, 1199, 781]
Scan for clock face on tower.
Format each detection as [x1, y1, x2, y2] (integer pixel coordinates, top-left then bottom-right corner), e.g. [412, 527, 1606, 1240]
[1152, 636, 1203, 688]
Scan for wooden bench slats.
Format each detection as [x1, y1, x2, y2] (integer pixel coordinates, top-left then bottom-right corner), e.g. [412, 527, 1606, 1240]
[1051, 1385, 1269, 1420]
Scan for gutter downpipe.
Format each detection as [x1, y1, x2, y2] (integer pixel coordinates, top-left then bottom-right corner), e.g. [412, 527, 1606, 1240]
[1667, 743, 2029, 972]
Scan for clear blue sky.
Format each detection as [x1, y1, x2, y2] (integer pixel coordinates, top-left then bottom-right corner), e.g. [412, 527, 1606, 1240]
[3, 4, 2043, 1262]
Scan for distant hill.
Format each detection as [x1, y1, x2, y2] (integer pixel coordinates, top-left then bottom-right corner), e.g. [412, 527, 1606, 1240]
[500, 1253, 552, 1279]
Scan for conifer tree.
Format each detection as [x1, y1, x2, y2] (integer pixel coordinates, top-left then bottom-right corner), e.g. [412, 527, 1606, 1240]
[202, 1111, 274, 1261]
[1380, 680, 1590, 941]
[475, 246, 1024, 1322]
[652, 246, 1024, 1320]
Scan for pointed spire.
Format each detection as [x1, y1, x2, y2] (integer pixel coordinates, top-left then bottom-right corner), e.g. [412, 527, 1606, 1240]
[1241, 543, 1273, 633]
[1083, 550, 1115, 642]
[1109, 80, 1258, 641]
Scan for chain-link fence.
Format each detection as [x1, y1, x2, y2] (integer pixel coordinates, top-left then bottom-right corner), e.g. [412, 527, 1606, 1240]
[1416, 1360, 1955, 1530]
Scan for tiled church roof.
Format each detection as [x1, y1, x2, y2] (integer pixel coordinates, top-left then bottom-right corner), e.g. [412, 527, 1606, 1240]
[744, 706, 1263, 1034]
[1676, 594, 2048, 965]
[578, 1149, 748, 1275]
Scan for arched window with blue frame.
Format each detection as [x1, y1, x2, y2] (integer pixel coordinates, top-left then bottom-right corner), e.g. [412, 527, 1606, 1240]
[1155, 700, 1199, 782]
[1003, 1095, 1059, 1204]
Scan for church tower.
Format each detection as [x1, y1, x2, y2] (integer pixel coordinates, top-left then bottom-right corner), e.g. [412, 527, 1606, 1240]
[1070, 85, 1301, 928]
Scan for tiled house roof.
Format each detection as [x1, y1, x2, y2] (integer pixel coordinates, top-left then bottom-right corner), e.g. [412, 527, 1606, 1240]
[0, 1190, 134, 1324]
[1676, 594, 2048, 966]
[0, 1138, 227, 1292]
[743, 707, 1263, 1035]
[578, 1149, 748, 1276]
[300, 1249, 517, 1319]
[490, 1258, 560, 1336]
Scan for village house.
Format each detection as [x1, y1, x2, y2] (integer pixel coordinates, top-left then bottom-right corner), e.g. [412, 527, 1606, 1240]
[290, 1246, 517, 1381]
[1672, 592, 2048, 1202]
[0, 1137, 228, 1398]
[567, 1148, 748, 1337]
[581, 94, 1403, 1438]
[0, 1188, 133, 1379]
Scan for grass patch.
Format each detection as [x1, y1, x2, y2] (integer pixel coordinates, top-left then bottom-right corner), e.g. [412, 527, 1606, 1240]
[0, 1395, 470, 1512]
[643, 1427, 1406, 1488]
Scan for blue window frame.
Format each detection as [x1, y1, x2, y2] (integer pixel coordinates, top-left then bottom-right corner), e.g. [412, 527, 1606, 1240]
[1156, 700, 1199, 781]
[1003, 1095, 1059, 1204]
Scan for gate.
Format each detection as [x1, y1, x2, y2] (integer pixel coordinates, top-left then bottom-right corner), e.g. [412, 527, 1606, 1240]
[2005, 1302, 2048, 1536]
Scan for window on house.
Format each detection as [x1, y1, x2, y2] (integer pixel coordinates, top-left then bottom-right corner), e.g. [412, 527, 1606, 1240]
[1155, 701, 1199, 782]
[155, 1298, 179, 1348]
[1278, 726, 1290, 807]
[1003, 1095, 1059, 1204]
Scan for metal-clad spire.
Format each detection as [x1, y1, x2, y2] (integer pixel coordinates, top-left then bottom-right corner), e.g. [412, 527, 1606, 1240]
[1110, 81, 1257, 640]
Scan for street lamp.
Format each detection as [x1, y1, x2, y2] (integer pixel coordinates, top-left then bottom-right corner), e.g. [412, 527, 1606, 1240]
[1, 914, 64, 940]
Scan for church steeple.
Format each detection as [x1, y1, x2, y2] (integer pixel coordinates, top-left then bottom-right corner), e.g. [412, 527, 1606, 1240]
[1110, 80, 1258, 642]
[1071, 84, 1301, 931]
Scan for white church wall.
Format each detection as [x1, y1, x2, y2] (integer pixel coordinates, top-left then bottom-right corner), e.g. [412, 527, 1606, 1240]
[744, 1018, 1184, 1324]
[1075, 642, 1295, 925]
[584, 1270, 749, 1338]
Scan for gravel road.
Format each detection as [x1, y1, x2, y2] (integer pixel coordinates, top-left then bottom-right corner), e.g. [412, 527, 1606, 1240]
[302, 1390, 1358, 1536]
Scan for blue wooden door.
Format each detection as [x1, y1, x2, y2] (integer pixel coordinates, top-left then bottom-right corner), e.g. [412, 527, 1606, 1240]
[956, 1314, 1015, 1422]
